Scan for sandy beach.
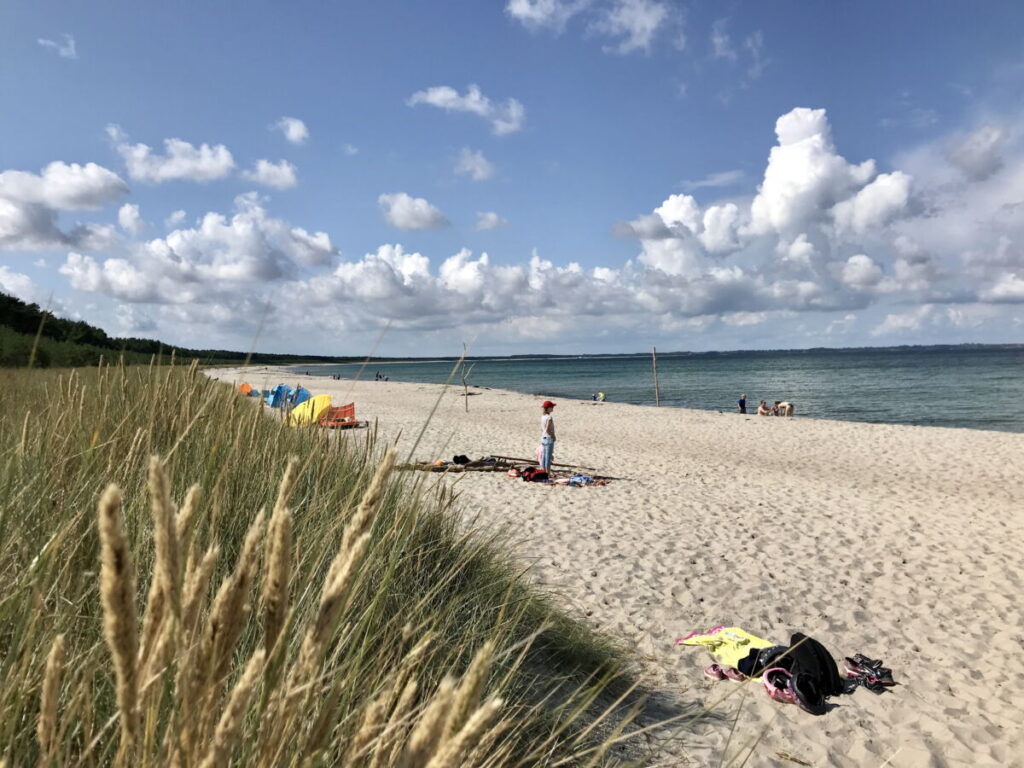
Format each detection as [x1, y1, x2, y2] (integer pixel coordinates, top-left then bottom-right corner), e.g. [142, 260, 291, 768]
[208, 367, 1024, 767]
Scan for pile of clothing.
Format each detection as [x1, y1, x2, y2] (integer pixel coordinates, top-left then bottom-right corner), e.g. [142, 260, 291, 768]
[677, 625, 896, 715]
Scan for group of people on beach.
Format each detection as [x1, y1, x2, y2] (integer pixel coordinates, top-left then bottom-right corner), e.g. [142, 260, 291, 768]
[737, 394, 795, 417]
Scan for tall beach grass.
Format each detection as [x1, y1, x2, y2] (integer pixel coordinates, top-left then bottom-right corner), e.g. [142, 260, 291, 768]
[0, 359, 654, 766]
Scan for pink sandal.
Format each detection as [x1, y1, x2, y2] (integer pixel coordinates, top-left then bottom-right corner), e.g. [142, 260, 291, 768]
[762, 667, 798, 704]
[704, 664, 727, 680]
[723, 667, 746, 682]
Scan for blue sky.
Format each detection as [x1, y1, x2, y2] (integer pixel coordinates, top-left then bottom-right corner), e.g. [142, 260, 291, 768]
[2, 0, 1024, 355]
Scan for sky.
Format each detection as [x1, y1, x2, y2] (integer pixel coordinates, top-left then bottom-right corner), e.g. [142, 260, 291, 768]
[2, 0, 1024, 357]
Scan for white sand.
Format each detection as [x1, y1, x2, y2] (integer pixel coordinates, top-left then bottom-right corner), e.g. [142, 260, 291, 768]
[209, 367, 1024, 767]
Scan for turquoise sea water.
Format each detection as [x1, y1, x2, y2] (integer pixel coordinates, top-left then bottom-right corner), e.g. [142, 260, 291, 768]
[292, 347, 1024, 434]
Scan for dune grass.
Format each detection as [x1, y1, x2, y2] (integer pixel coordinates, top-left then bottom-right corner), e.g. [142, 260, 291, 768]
[0, 358, 656, 766]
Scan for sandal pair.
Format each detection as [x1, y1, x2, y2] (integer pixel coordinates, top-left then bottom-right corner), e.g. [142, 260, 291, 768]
[704, 664, 745, 682]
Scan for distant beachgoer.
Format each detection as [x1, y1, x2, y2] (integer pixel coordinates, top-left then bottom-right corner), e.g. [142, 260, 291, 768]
[592, 393, 597, 401]
[779, 401, 795, 416]
[538, 400, 556, 470]
[771, 401, 781, 416]
[597, 392, 606, 402]
[757, 400, 770, 416]
[738, 394, 747, 414]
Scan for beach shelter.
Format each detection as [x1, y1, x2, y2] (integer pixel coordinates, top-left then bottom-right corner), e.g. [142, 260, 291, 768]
[238, 382, 253, 396]
[267, 384, 290, 408]
[291, 387, 312, 406]
[288, 394, 332, 426]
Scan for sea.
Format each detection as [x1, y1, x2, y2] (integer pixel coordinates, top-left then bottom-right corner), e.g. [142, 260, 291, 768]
[292, 346, 1024, 434]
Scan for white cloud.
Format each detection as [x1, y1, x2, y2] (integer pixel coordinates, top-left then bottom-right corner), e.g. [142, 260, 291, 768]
[475, 212, 508, 231]
[107, 125, 235, 183]
[0, 266, 40, 302]
[115, 304, 156, 332]
[37, 34, 77, 59]
[506, 0, 589, 31]
[43, 105, 1024, 350]
[0, 161, 128, 250]
[832, 171, 912, 235]
[682, 169, 743, 190]
[455, 148, 495, 181]
[0, 161, 128, 210]
[273, 117, 309, 145]
[241, 159, 298, 189]
[981, 272, 1024, 302]
[700, 203, 741, 253]
[165, 210, 187, 228]
[748, 107, 876, 236]
[378, 193, 449, 231]
[590, 0, 672, 55]
[343, 144, 359, 156]
[871, 306, 935, 336]
[59, 193, 337, 304]
[744, 30, 768, 78]
[947, 124, 1006, 181]
[710, 18, 735, 60]
[407, 85, 526, 136]
[118, 203, 144, 234]
[841, 254, 884, 289]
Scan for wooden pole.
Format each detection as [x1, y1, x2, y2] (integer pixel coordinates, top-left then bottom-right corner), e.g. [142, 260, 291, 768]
[652, 346, 661, 406]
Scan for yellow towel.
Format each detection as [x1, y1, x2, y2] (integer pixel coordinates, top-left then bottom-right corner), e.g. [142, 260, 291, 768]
[678, 626, 773, 668]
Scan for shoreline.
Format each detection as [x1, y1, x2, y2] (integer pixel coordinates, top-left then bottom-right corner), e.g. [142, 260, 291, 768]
[277, 367, 1022, 438]
[206, 365, 1024, 767]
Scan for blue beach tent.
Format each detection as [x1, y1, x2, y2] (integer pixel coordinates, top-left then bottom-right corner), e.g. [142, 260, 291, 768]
[291, 387, 312, 406]
[267, 384, 290, 408]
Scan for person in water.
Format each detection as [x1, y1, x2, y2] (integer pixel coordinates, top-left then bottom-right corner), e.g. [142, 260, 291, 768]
[738, 394, 747, 414]
[538, 400, 556, 470]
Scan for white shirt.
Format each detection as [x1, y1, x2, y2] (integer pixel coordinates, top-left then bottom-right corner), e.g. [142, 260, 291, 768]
[541, 413, 555, 440]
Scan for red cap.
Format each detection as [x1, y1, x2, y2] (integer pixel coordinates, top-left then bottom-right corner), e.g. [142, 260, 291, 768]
[541, 400, 556, 408]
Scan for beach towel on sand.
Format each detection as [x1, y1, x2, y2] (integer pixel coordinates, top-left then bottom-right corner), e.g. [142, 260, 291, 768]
[676, 625, 773, 668]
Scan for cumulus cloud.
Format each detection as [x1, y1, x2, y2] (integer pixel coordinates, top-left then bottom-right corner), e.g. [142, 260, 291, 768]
[832, 171, 912, 235]
[841, 254, 884, 289]
[871, 306, 935, 336]
[378, 193, 449, 231]
[506, 0, 589, 32]
[407, 84, 526, 135]
[165, 209, 187, 228]
[590, 0, 673, 55]
[980, 272, 1024, 302]
[0, 266, 40, 302]
[37, 34, 77, 59]
[118, 203, 144, 234]
[45, 105, 1024, 350]
[475, 212, 508, 231]
[1, 161, 128, 210]
[241, 159, 298, 189]
[748, 108, 876, 237]
[273, 117, 309, 145]
[107, 125, 235, 183]
[455, 148, 495, 181]
[0, 161, 128, 250]
[59, 193, 336, 304]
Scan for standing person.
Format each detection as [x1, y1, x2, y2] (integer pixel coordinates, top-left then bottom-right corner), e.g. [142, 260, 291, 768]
[538, 400, 556, 470]
[738, 394, 747, 414]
